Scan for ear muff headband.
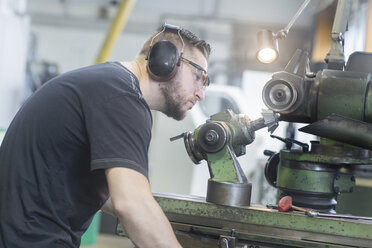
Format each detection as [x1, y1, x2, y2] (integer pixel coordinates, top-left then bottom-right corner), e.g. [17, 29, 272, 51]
[146, 24, 185, 82]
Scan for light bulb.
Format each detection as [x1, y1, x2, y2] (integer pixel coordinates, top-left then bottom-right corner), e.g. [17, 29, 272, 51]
[257, 48, 278, 63]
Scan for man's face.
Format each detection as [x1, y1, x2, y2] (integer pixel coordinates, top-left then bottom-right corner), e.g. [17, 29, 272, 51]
[160, 49, 208, 120]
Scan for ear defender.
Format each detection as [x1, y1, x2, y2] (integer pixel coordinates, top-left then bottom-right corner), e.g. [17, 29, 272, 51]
[146, 40, 181, 82]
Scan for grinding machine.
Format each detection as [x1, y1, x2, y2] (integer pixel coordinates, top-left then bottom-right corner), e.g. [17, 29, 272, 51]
[117, 0, 372, 246]
[116, 87, 372, 246]
[116, 52, 372, 245]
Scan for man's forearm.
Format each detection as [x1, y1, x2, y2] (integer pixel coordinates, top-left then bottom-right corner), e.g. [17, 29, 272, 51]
[116, 195, 181, 248]
[105, 167, 182, 248]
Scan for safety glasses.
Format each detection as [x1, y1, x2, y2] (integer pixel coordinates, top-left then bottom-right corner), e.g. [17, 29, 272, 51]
[181, 57, 210, 89]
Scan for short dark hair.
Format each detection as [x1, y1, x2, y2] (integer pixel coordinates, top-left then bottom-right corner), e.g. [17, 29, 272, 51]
[139, 24, 211, 60]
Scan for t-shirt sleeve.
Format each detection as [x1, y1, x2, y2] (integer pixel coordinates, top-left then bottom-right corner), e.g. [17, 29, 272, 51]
[84, 93, 152, 178]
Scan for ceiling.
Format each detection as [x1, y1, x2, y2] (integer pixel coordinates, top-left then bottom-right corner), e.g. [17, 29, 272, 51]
[27, 0, 334, 33]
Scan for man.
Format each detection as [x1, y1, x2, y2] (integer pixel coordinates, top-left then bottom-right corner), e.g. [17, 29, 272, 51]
[0, 24, 211, 247]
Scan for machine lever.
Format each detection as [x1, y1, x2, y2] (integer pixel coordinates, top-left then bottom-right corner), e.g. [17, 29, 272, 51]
[263, 150, 275, 156]
[170, 133, 185, 142]
[270, 135, 293, 150]
[277, 196, 311, 213]
[306, 211, 372, 221]
[287, 138, 309, 151]
[270, 135, 309, 151]
[276, 196, 372, 222]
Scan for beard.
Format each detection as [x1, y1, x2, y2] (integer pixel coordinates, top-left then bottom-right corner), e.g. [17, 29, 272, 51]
[160, 79, 189, 121]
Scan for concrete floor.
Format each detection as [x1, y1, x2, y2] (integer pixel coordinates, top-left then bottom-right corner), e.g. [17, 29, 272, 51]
[80, 234, 135, 248]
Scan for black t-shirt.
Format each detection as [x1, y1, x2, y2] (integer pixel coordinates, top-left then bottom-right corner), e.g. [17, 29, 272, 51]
[0, 62, 152, 247]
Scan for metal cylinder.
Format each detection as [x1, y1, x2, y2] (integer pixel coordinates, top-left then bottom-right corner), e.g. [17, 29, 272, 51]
[206, 179, 252, 207]
[316, 70, 371, 122]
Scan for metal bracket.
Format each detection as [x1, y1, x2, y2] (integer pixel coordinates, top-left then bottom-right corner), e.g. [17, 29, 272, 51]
[333, 173, 355, 193]
[218, 235, 236, 248]
[324, 0, 351, 70]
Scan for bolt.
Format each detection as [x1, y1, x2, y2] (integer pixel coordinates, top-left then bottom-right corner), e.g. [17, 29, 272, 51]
[334, 187, 339, 193]
[204, 130, 219, 145]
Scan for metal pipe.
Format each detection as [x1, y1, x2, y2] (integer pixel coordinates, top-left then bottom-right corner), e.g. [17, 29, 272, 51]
[273, 0, 311, 39]
[325, 0, 351, 69]
[95, 0, 136, 64]
[331, 0, 350, 38]
[282, 0, 311, 35]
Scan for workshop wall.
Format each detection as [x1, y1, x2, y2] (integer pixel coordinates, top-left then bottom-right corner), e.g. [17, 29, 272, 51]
[0, 1, 29, 130]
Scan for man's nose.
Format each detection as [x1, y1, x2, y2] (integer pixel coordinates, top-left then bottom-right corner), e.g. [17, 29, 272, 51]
[195, 87, 205, 101]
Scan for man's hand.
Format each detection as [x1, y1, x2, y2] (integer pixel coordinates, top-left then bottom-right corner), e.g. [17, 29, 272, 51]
[105, 167, 182, 248]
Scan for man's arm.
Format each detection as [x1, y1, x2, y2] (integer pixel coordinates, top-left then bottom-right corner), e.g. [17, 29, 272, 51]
[105, 167, 182, 248]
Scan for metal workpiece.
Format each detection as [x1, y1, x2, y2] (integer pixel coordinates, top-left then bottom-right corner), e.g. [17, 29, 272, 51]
[116, 192, 372, 248]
